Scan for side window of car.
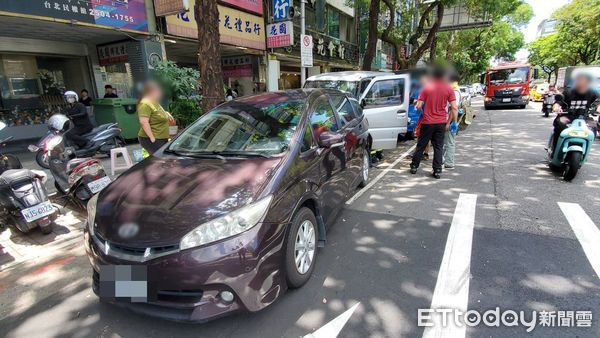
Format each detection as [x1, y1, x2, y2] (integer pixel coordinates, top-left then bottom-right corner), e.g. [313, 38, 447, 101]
[301, 125, 315, 152]
[364, 79, 405, 108]
[310, 99, 339, 140]
[329, 93, 357, 127]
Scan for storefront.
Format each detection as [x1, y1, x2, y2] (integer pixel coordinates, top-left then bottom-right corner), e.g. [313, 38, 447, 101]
[266, 0, 359, 90]
[0, 0, 160, 140]
[161, 1, 267, 96]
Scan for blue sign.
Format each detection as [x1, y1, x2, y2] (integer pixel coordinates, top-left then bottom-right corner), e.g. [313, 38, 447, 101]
[273, 0, 292, 22]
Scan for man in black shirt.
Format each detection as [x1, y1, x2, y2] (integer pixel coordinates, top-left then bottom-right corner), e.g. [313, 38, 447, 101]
[64, 91, 94, 147]
[79, 89, 92, 106]
[551, 73, 599, 153]
[103, 85, 119, 98]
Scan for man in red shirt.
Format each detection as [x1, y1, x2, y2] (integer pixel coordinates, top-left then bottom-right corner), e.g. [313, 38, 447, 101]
[410, 67, 458, 179]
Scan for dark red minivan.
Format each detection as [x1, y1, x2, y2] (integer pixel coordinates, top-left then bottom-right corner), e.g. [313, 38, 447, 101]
[84, 89, 370, 322]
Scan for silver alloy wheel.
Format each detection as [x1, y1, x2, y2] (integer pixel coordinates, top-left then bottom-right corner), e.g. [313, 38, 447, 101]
[294, 220, 316, 275]
[362, 151, 369, 182]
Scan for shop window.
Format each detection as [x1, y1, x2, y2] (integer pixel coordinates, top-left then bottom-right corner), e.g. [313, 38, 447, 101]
[306, 8, 317, 30]
[364, 79, 405, 108]
[327, 7, 340, 39]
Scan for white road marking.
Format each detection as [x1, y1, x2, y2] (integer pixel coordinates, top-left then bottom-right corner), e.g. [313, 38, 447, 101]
[423, 193, 478, 338]
[346, 144, 417, 205]
[558, 202, 600, 278]
[303, 302, 360, 338]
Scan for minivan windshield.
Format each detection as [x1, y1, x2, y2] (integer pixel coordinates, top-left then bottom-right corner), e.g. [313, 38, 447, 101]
[169, 96, 304, 156]
[304, 80, 360, 97]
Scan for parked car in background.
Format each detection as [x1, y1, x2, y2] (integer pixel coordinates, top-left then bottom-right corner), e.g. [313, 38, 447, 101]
[459, 86, 473, 106]
[305, 71, 410, 150]
[471, 83, 485, 95]
[530, 82, 549, 102]
[84, 89, 370, 322]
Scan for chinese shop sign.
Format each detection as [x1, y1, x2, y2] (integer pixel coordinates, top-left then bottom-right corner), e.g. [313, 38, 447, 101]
[97, 42, 129, 66]
[166, 5, 265, 50]
[272, 0, 292, 22]
[0, 0, 148, 32]
[266, 21, 293, 48]
[221, 0, 263, 15]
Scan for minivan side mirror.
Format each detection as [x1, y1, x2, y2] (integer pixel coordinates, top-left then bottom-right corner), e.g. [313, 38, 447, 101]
[318, 131, 345, 148]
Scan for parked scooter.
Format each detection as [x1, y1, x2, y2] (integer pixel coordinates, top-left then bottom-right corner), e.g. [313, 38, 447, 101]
[44, 115, 112, 209]
[30, 120, 124, 169]
[0, 122, 56, 234]
[547, 96, 598, 181]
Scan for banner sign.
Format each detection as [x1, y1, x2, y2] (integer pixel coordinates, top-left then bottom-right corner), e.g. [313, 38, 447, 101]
[222, 55, 253, 66]
[166, 5, 265, 50]
[98, 42, 129, 66]
[272, 0, 292, 22]
[266, 21, 293, 48]
[153, 0, 189, 17]
[221, 0, 263, 15]
[300, 34, 313, 67]
[223, 64, 253, 79]
[0, 0, 148, 32]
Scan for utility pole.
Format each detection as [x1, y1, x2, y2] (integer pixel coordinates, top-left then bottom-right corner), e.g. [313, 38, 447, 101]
[300, 0, 306, 86]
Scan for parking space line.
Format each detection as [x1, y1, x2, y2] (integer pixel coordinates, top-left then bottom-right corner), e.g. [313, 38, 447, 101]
[346, 144, 417, 205]
[558, 202, 600, 278]
[303, 302, 360, 338]
[423, 193, 478, 338]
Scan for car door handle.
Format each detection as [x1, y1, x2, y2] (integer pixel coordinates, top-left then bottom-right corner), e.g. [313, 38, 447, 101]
[397, 109, 407, 115]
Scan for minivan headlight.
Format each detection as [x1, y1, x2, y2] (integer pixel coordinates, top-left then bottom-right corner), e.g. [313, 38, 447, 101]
[180, 195, 273, 250]
[87, 194, 98, 236]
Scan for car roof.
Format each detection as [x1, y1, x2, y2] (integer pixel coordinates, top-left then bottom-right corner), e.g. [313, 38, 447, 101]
[306, 71, 389, 82]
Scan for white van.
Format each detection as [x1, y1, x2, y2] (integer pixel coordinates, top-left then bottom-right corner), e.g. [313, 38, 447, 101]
[305, 71, 410, 150]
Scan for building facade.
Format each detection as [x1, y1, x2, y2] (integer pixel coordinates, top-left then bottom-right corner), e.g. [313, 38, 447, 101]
[0, 0, 162, 140]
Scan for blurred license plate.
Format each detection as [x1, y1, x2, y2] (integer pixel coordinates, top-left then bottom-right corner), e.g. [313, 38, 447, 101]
[87, 176, 111, 194]
[502, 98, 511, 103]
[99, 265, 148, 302]
[21, 201, 54, 222]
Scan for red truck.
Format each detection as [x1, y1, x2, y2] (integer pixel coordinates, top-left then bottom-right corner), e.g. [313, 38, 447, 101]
[483, 62, 532, 110]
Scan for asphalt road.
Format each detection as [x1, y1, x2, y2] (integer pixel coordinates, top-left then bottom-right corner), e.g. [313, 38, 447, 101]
[1, 98, 599, 338]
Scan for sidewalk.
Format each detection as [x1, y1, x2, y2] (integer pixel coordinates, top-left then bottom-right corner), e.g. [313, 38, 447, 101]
[0, 143, 141, 271]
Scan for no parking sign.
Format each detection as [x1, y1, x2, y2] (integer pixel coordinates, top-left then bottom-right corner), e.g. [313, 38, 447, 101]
[301, 34, 313, 67]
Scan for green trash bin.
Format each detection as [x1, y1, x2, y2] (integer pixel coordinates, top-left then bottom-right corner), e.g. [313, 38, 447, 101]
[92, 98, 140, 140]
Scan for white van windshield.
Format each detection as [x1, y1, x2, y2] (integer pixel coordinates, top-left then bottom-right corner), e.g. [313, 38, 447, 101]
[304, 80, 360, 97]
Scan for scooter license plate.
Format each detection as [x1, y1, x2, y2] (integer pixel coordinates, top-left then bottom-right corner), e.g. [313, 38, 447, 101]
[21, 201, 55, 223]
[87, 176, 111, 194]
[502, 98, 512, 103]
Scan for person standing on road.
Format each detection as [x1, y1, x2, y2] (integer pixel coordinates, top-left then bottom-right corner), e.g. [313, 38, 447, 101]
[443, 79, 462, 169]
[410, 67, 458, 179]
[137, 81, 175, 155]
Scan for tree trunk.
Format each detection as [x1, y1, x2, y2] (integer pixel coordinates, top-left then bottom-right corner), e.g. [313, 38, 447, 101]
[196, 0, 224, 113]
[362, 0, 380, 70]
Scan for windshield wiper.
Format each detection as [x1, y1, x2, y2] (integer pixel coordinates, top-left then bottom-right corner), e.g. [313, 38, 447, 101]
[164, 149, 226, 160]
[213, 150, 273, 158]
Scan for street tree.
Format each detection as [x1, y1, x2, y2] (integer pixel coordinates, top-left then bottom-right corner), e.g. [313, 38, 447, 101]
[434, 2, 532, 81]
[550, 0, 600, 65]
[195, 0, 224, 112]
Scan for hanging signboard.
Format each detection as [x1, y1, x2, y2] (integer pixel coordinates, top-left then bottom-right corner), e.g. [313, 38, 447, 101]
[272, 0, 292, 22]
[222, 0, 263, 15]
[266, 21, 294, 48]
[97, 42, 129, 66]
[300, 34, 313, 67]
[166, 5, 265, 50]
[153, 0, 189, 17]
[0, 0, 149, 32]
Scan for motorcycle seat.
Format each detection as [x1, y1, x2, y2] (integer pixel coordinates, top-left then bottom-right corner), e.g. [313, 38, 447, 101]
[0, 169, 37, 187]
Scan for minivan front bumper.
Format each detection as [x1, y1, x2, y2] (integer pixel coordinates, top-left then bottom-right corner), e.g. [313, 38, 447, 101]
[84, 221, 288, 322]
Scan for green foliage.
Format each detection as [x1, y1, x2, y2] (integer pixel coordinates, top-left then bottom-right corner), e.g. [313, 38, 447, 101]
[528, 0, 600, 74]
[151, 61, 202, 127]
[435, 2, 530, 81]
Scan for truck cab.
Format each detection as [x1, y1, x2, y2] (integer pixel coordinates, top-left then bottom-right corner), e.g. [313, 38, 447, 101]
[483, 62, 532, 109]
[305, 71, 410, 149]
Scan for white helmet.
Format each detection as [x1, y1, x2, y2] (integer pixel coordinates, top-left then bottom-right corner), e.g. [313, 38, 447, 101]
[47, 114, 71, 132]
[64, 90, 78, 104]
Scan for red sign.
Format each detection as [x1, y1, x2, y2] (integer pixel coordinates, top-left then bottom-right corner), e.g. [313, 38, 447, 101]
[223, 64, 253, 78]
[221, 0, 263, 15]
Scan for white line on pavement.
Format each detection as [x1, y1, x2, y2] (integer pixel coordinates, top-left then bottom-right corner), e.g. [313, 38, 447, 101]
[346, 144, 417, 205]
[423, 193, 478, 338]
[304, 302, 360, 338]
[558, 202, 600, 278]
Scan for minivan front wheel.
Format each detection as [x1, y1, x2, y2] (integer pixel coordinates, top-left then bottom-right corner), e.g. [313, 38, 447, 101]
[285, 207, 318, 288]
